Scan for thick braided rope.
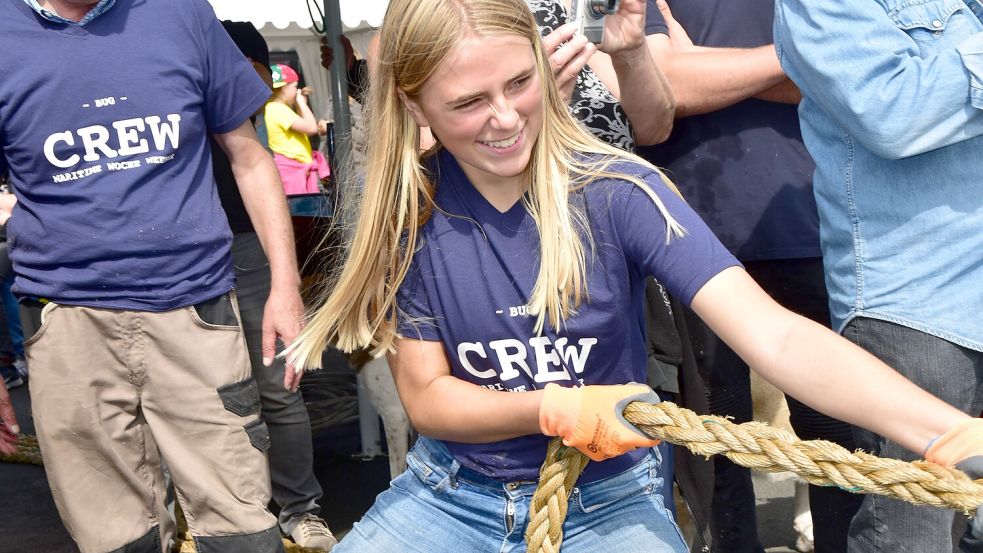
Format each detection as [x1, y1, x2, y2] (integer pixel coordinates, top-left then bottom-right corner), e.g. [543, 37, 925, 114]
[526, 401, 983, 552]
[0, 434, 43, 466]
[524, 438, 590, 553]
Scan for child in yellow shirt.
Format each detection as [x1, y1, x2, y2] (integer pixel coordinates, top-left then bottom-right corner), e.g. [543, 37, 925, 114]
[265, 63, 330, 195]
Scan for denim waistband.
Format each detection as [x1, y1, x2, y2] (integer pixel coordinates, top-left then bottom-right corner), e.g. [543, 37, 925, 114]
[411, 437, 659, 499]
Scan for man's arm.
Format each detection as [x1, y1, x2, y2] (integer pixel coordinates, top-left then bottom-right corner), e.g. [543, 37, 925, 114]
[645, 0, 786, 118]
[775, 0, 983, 158]
[581, 0, 675, 145]
[213, 121, 306, 390]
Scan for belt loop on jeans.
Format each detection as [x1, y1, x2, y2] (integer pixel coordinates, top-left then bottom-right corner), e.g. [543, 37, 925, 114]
[447, 458, 461, 489]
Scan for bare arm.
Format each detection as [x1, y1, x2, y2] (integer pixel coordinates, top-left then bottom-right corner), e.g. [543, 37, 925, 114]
[690, 267, 967, 454]
[289, 92, 321, 136]
[214, 121, 305, 390]
[647, 0, 786, 118]
[754, 79, 801, 105]
[388, 339, 544, 442]
[585, 0, 675, 145]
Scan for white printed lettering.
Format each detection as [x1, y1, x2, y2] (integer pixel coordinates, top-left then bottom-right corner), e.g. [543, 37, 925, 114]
[44, 131, 80, 169]
[457, 342, 497, 379]
[488, 339, 532, 381]
[145, 114, 181, 150]
[556, 337, 597, 374]
[455, 336, 597, 382]
[528, 336, 569, 383]
[51, 164, 102, 183]
[113, 118, 149, 156]
[145, 154, 175, 164]
[77, 124, 118, 162]
[106, 160, 141, 171]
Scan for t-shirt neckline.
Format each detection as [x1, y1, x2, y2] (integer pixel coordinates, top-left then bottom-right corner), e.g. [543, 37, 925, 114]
[438, 149, 528, 224]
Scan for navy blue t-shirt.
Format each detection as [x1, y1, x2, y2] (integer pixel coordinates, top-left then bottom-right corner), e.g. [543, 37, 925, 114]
[397, 150, 738, 482]
[0, 0, 270, 310]
[640, 0, 820, 261]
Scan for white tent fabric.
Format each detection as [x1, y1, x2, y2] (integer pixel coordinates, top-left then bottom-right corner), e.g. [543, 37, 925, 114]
[207, 0, 388, 32]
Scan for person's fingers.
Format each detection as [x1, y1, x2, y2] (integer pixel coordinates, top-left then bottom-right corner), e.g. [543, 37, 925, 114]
[0, 383, 20, 457]
[549, 34, 591, 77]
[656, 0, 684, 36]
[0, 390, 18, 436]
[557, 41, 595, 87]
[320, 36, 334, 70]
[261, 323, 276, 368]
[0, 437, 16, 456]
[542, 21, 578, 53]
[283, 363, 303, 393]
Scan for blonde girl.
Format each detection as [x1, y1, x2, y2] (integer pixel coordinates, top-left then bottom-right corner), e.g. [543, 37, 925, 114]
[289, 0, 983, 550]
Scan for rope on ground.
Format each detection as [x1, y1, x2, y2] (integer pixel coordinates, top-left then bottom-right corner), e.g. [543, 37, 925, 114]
[525, 401, 983, 552]
[0, 434, 43, 466]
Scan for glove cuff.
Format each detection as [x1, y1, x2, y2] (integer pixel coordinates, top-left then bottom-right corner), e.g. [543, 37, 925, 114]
[926, 418, 983, 467]
[539, 384, 580, 439]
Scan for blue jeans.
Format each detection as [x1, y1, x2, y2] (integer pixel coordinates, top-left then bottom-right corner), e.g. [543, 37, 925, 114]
[844, 317, 983, 553]
[334, 437, 687, 553]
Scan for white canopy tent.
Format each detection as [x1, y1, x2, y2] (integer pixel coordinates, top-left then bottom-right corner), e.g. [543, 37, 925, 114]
[207, 0, 388, 32]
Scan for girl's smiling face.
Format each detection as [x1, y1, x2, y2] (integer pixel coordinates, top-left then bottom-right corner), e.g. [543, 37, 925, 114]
[401, 33, 544, 202]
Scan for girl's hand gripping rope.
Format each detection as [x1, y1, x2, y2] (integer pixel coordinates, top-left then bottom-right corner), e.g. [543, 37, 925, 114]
[539, 383, 661, 462]
[926, 418, 983, 543]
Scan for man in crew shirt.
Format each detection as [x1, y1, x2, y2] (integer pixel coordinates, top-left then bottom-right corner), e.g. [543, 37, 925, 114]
[0, 1, 305, 551]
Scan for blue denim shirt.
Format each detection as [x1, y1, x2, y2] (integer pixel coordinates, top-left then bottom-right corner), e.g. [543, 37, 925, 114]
[775, 0, 983, 352]
[24, 0, 115, 26]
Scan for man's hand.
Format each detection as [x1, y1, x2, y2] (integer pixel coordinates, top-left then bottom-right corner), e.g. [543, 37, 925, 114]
[0, 379, 20, 456]
[542, 22, 596, 104]
[263, 284, 306, 393]
[320, 35, 356, 72]
[0, 193, 16, 226]
[925, 418, 983, 543]
[599, 0, 649, 55]
[654, 0, 695, 52]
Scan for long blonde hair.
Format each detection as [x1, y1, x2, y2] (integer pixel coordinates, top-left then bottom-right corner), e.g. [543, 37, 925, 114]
[288, 0, 684, 370]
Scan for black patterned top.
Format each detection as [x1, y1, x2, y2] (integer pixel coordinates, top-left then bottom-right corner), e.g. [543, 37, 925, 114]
[527, 0, 635, 151]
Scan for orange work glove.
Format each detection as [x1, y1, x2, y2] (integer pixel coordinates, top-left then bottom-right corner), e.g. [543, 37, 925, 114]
[539, 383, 661, 462]
[925, 418, 983, 543]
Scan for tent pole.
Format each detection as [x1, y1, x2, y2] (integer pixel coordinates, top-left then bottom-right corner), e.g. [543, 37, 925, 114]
[323, 0, 352, 189]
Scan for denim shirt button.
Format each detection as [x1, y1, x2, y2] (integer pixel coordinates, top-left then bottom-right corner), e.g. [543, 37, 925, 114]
[932, 19, 943, 28]
[506, 482, 520, 491]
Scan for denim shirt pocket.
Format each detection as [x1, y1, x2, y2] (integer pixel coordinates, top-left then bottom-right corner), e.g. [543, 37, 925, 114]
[889, 0, 977, 48]
[890, 0, 983, 106]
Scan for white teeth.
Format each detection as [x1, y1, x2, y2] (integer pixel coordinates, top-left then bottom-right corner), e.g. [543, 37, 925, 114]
[482, 133, 520, 149]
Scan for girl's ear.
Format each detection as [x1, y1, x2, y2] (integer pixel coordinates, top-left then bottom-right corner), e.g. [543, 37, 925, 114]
[398, 90, 430, 128]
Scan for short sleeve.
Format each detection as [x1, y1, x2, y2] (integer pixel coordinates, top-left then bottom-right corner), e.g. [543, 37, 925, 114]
[192, 0, 271, 133]
[608, 168, 740, 305]
[264, 102, 300, 130]
[645, 0, 669, 35]
[396, 245, 441, 342]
